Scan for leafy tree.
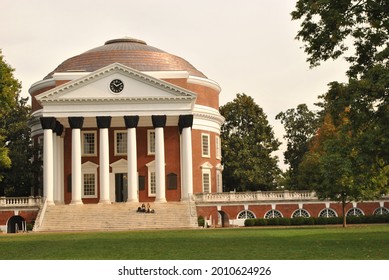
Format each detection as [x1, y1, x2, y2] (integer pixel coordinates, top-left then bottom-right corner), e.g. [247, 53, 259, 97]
[299, 69, 389, 227]
[0, 50, 19, 186]
[0, 50, 33, 196]
[292, 0, 389, 77]
[276, 104, 319, 189]
[220, 93, 281, 191]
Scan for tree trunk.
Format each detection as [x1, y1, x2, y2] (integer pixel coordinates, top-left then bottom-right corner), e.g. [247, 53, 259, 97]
[342, 194, 347, 228]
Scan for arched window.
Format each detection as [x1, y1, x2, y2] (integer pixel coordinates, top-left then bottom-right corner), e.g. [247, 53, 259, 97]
[318, 208, 337, 218]
[237, 210, 256, 220]
[346, 208, 364, 217]
[373, 207, 389, 215]
[264, 209, 283, 219]
[291, 209, 311, 218]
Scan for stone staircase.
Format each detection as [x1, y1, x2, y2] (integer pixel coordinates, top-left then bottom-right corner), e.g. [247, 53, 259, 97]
[34, 201, 198, 232]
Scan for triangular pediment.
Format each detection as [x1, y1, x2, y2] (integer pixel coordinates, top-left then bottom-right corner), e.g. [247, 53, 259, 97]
[36, 63, 197, 104]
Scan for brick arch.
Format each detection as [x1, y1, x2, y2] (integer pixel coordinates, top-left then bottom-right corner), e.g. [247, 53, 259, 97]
[7, 215, 26, 233]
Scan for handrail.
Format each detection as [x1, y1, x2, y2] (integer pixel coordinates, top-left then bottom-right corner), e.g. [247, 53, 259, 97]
[33, 197, 48, 232]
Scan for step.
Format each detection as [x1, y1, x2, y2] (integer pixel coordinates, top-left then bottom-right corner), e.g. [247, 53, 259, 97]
[34, 202, 198, 232]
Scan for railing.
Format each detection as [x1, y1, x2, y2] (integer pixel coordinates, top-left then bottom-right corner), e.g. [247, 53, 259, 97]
[0, 196, 43, 208]
[193, 191, 318, 203]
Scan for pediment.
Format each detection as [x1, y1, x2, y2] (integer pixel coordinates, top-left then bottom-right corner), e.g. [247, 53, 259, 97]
[35, 63, 197, 104]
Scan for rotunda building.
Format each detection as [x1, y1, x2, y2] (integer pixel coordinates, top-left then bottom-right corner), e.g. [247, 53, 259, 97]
[30, 37, 224, 206]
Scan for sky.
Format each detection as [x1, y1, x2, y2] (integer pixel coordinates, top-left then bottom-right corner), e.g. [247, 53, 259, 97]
[1, 0, 350, 170]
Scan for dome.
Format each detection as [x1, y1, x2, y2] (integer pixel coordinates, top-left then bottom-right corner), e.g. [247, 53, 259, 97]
[44, 37, 207, 79]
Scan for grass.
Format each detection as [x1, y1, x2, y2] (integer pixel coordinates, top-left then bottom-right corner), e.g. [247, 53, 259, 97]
[1, 225, 388, 260]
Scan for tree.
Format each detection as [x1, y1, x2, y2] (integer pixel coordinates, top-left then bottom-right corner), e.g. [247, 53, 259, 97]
[292, 0, 389, 78]
[276, 104, 319, 189]
[0, 50, 19, 185]
[299, 70, 389, 227]
[220, 93, 281, 191]
[0, 50, 33, 196]
[0, 97, 34, 196]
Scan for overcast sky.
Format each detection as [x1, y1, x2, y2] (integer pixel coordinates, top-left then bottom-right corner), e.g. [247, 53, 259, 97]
[1, 0, 349, 170]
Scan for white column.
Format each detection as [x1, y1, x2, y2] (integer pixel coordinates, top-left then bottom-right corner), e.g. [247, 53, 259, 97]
[181, 127, 193, 200]
[152, 115, 166, 203]
[52, 132, 58, 203]
[97, 116, 111, 204]
[155, 127, 166, 202]
[58, 136, 65, 203]
[40, 117, 56, 206]
[128, 128, 138, 202]
[69, 117, 84, 205]
[179, 115, 194, 201]
[124, 116, 139, 203]
[43, 128, 54, 205]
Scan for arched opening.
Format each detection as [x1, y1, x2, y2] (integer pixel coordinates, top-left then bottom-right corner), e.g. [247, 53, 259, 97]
[218, 211, 230, 227]
[7, 216, 26, 233]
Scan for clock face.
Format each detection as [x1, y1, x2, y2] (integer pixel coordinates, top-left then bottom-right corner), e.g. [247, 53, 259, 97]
[109, 79, 124, 93]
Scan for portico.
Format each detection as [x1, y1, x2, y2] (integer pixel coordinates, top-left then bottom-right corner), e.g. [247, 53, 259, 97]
[33, 62, 201, 205]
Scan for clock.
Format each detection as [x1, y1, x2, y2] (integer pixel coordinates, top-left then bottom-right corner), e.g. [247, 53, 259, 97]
[109, 79, 124, 93]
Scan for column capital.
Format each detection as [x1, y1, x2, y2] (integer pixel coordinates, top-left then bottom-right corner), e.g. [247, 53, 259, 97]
[54, 121, 64, 136]
[152, 115, 167, 128]
[96, 116, 112, 128]
[68, 117, 84, 129]
[40, 117, 56, 130]
[124, 115, 139, 128]
[178, 114, 193, 134]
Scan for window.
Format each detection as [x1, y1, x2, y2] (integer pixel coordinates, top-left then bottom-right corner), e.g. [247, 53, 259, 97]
[83, 173, 96, 197]
[292, 209, 311, 218]
[115, 131, 127, 155]
[147, 130, 156, 155]
[81, 161, 98, 198]
[318, 208, 337, 218]
[237, 210, 256, 220]
[149, 172, 156, 196]
[201, 133, 210, 158]
[216, 170, 222, 193]
[82, 131, 96, 156]
[146, 161, 156, 197]
[346, 208, 364, 217]
[373, 207, 389, 215]
[202, 170, 211, 193]
[215, 136, 221, 159]
[37, 136, 44, 161]
[167, 173, 178, 190]
[264, 209, 283, 219]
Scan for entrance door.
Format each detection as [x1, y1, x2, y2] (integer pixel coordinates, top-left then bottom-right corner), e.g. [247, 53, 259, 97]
[115, 173, 128, 202]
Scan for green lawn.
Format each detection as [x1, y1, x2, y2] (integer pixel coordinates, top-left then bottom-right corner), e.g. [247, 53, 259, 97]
[1, 225, 388, 260]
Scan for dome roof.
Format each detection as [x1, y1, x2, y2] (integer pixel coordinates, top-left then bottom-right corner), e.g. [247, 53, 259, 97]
[44, 37, 206, 79]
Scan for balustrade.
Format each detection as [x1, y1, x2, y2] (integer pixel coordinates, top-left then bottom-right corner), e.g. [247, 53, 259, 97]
[0, 197, 43, 208]
[193, 191, 318, 203]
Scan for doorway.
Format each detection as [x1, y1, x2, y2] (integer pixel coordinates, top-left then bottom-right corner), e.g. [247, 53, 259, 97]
[115, 173, 128, 202]
[7, 216, 26, 233]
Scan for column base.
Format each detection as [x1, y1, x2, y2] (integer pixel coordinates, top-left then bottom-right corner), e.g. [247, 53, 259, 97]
[46, 200, 55, 206]
[154, 198, 167, 203]
[98, 200, 111, 205]
[70, 200, 83, 205]
[126, 198, 139, 203]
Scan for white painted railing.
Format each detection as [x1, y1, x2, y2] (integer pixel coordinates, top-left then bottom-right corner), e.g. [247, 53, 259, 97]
[0, 196, 43, 207]
[193, 191, 318, 203]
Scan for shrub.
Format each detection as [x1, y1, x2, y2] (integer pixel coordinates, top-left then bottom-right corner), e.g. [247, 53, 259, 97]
[278, 217, 291, 226]
[267, 218, 280, 226]
[244, 219, 255, 227]
[197, 216, 205, 227]
[347, 215, 363, 224]
[255, 218, 268, 226]
[291, 217, 305, 226]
